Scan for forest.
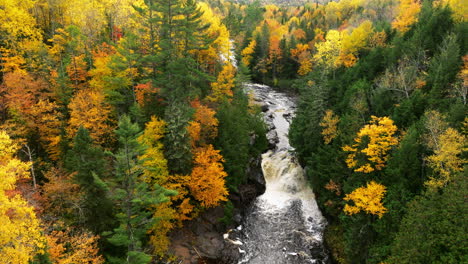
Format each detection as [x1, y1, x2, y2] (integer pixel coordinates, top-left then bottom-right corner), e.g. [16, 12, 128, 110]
[0, 0, 466, 263]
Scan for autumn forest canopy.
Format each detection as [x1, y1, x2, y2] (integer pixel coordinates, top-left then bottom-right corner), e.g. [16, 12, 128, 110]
[0, 0, 466, 263]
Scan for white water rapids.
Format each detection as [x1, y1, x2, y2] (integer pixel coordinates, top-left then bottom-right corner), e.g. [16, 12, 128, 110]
[225, 84, 328, 264]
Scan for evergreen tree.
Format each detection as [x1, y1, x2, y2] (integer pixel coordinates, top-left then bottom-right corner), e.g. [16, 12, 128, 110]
[163, 102, 193, 175]
[65, 126, 114, 234]
[388, 173, 467, 264]
[107, 116, 175, 263]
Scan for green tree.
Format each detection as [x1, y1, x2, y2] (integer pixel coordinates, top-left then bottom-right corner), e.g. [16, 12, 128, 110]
[64, 126, 114, 234]
[107, 116, 175, 263]
[388, 173, 468, 264]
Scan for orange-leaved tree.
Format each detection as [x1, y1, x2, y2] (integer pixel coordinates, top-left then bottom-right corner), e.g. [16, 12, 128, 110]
[67, 88, 114, 146]
[188, 144, 228, 208]
[46, 224, 104, 264]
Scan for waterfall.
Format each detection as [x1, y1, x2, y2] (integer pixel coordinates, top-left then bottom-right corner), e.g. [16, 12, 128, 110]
[225, 84, 329, 264]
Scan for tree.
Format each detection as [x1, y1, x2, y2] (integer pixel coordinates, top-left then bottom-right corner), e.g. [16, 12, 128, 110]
[291, 43, 312, 76]
[343, 116, 399, 173]
[107, 115, 175, 263]
[137, 116, 178, 257]
[313, 30, 342, 70]
[427, 33, 461, 106]
[421, 111, 467, 188]
[388, 174, 467, 264]
[187, 100, 219, 148]
[46, 224, 104, 264]
[188, 145, 228, 208]
[339, 20, 373, 67]
[163, 102, 193, 175]
[392, 0, 421, 33]
[64, 126, 114, 234]
[206, 63, 235, 104]
[241, 40, 257, 66]
[319, 109, 340, 144]
[0, 130, 45, 263]
[343, 181, 387, 218]
[67, 88, 114, 146]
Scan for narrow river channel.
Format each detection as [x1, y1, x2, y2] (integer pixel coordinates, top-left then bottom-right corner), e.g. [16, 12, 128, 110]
[228, 84, 329, 264]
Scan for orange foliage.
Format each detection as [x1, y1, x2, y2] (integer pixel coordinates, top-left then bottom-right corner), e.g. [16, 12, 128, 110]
[46, 225, 104, 264]
[41, 167, 82, 221]
[66, 55, 89, 90]
[291, 43, 312, 76]
[134, 82, 159, 106]
[188, 100, 219, 148]
[188, 145, 228, 208]
[67, 88, 114, 146]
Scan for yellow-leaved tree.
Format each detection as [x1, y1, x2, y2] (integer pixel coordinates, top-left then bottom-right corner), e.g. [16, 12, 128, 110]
[339, 20, 373, 67]
[423, 111, 466, 189]
[138, 116, 176, 256]
[319, 110, 340, 144]
[207, 63, 236, 104]
[0, 131, 45, 263]
[344, 181, 387, 218]
[241, 40, 257, 66]
[313, 30, 342, 70]
[392, 0, 421, 33]
[343, 116, 399, 173]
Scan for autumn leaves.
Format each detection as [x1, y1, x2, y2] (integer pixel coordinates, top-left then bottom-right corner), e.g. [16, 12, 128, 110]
[321, 111, 466, 218]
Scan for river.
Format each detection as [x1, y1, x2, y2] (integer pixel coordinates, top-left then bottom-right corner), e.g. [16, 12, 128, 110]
[224, 84, 329, 264]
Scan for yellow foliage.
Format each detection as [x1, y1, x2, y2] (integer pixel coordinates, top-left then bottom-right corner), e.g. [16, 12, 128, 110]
[188, 145, 228, 208]
[138, 116, 169, 186]
[392, 0, 421, 33]
[343, 116, 399, 173]
[241, 40, 257, 66]
[426, 128, 466, 189]
[339, 20, 373, 67]
[344, 181, 387, 218]
[0, 0, 41, 57]
[0, 131, 45, 263]
[319, 110, 340, 144]
[207, 63, 236, 103]
[434, 0, 467, 22]
[314, 30, 342, 69]
[67, 89, 114, 146]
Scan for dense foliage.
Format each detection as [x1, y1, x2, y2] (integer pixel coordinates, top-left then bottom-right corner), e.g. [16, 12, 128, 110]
[0, 0, 266, 262]
[0, 0, 466, 263]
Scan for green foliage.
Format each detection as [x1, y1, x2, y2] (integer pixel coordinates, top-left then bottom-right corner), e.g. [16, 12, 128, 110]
[107, 115, 176, 263]
[215, 88, 267, 189]
[64, 126, 114, 234]
[163, 102, 193, 175]
[388, 173, 468, 264]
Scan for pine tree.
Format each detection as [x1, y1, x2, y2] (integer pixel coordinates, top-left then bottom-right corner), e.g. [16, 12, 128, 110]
[107, 116, 175, 263]
[64, 126, 114, 234]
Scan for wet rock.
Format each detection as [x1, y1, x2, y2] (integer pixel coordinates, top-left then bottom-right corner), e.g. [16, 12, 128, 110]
[261, 104, 269, 112]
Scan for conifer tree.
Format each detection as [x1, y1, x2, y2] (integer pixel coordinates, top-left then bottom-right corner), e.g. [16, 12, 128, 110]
[107, 116, 175, 263]
[65, 126, 114, 234]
